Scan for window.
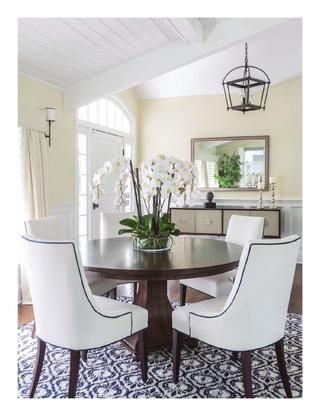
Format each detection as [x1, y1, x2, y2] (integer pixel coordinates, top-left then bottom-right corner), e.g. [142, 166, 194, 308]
[78, 98, 131, 134]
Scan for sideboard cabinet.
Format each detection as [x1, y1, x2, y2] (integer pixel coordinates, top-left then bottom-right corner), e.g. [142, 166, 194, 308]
[170, 207, 281, 238]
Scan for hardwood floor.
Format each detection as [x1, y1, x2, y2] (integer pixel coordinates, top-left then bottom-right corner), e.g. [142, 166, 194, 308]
[18, 264, 302, 326]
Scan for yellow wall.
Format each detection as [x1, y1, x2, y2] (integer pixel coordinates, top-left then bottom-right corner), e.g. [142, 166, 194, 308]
[138, 76, 302, 200]
[18, 75, 139, 205]
[18, 74, 75, 204]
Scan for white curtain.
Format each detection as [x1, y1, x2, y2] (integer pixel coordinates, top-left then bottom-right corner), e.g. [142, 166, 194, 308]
[20, 129, 48, 304]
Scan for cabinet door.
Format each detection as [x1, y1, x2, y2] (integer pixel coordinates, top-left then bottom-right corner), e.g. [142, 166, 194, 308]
[171, 209, 195, 233]
[250, 211, 280, 237]
[223, 210, 251, 234]
[196, 210, 222, 234]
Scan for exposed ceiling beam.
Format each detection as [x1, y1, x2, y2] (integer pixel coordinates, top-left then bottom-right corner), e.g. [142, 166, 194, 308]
[64, 18, 289, 110]
[167, 18, 206, 43]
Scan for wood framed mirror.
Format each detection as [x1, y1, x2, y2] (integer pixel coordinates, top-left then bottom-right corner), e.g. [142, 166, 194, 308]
[191, 136, 269, 191]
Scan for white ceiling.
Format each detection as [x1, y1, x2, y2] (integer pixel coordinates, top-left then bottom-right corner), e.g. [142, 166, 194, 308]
[134, 19, 302, 100]
[18, 18, 215, 89]
[18, 18, 300, 108]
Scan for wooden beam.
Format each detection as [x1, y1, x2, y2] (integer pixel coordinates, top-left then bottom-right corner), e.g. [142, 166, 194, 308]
[64, 18, 289, 110]
[167, 18, 206, 43]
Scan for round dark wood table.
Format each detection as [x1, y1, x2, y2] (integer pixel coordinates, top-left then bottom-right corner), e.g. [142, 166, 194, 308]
[80, 236, 242, 354]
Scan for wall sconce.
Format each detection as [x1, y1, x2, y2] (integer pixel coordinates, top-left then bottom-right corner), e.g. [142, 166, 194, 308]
[45, 107, 56, 147]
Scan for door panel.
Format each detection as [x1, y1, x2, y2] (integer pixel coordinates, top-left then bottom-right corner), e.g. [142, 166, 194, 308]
[89, 131, 124, 239]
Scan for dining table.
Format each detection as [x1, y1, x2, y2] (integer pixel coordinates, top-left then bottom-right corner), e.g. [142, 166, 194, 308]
[80, 236, 242, 355]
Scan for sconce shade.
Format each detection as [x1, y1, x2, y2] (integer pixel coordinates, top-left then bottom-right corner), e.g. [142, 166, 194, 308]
[45, 108, 56, 122]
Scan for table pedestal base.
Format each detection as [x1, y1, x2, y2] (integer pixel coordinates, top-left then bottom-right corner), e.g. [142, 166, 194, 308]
[123, 279, 173, 354]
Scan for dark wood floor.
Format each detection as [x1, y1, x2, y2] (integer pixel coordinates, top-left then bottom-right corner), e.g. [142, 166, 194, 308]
[18, 264, 302, 326]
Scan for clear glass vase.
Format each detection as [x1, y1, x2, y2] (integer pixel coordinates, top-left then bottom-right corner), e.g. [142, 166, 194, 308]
[132, 236, 173, 252]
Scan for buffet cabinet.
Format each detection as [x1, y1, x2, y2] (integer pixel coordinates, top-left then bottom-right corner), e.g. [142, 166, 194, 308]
[170, 207, 281, 238]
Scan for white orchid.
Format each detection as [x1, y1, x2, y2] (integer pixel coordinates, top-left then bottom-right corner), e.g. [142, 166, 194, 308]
[92, 154, 199, 211]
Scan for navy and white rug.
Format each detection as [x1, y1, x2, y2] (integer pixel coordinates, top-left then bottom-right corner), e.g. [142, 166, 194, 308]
[17, 302, 302, 399]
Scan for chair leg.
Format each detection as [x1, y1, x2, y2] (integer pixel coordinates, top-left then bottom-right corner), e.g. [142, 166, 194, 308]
[133, 282, 138, 298]
[81, 350, 88, 363]
[180, 284, 187, 306]
[172, 329, 182, 383]
[231, 351, 239, 361]
[68, 350, 81, 398]
[241, 351, 253, 398]
[31, 321, 36, 338]
[275, 339, 293, 398]
[108, 288, 116, 299]
[138, 330, 148, 382]
[29, 338, 46, 398]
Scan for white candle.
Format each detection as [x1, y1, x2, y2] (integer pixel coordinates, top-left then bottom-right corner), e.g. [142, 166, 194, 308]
[257, 182, 264, 190]
[269, 177, 277, 184]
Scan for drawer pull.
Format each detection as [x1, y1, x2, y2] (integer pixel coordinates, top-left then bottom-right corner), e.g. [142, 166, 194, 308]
[265, 220, 269, 226]
[205, 219, 213, 225]
[180, 219, 188, 224]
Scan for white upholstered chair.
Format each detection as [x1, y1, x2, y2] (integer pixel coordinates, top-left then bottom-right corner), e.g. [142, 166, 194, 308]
[172, 235, 301, 398]
[25, 217, 118, 298]
[21, 236, 148, 398]
[100, 211, 138, 296]
[179, 215, 265, 304]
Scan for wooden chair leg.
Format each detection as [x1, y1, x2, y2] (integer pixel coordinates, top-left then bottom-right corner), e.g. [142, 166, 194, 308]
[180, 284, 187, 306]
[68, 350, 81, 398]
[172, 329, 182, 383]
[138, 330, 148, 382]
[133, 282, 138, 298]
[275, 339, 293, 398]
[108, 288, 116, 299]
[81, 350, 88, 363]
[31, 321, 36, 338]
[29, 338, 46, 398]
[241, 351, 253, 398]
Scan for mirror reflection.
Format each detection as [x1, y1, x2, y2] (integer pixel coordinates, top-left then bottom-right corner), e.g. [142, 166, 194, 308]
[191, 136, 269, 190]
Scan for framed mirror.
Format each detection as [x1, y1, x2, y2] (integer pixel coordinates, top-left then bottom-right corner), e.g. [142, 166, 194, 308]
[191, 136, 269, 191]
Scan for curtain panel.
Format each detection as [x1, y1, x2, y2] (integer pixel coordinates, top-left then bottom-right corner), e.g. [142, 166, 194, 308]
[20, 129, 48, 304]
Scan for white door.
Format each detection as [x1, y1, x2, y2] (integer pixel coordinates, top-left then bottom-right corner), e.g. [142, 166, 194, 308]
[89, 130, 124, 239]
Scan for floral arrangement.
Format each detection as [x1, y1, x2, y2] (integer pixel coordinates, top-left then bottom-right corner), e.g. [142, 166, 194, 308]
[91, 155, 199, 249]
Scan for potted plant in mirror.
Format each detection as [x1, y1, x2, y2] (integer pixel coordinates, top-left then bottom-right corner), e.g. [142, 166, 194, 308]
[215, 152, 241, 188]
[92, 155, 199, 251]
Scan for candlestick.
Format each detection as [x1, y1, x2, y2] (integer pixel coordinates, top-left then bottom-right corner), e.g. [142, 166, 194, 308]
[271, 183, 276, 208]
[257, 189, 263, 209]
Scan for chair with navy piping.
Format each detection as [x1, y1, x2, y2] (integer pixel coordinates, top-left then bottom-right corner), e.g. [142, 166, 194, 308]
[100, 211, 139, 297]
[179, 215, 265, 304]
[21, 235, 148, 398]
[172, 235, 301, 398]
[25, 216, 119, 298]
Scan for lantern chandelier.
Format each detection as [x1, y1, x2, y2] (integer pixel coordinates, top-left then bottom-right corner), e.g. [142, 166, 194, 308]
[222, 43, 271, 113]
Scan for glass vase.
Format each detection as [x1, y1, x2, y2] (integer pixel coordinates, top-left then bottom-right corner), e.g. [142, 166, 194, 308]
[132, 236, 173, 252]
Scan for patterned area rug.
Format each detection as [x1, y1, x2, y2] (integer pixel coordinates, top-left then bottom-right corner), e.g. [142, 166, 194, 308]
[17, 300, 302, 399]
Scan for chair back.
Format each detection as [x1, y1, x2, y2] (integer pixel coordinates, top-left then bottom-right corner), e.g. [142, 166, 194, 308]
[25, 216, 64, 240]
[225, 215, 264, 246]
[21, 236, 133, 350]
[213, 235, 301, 350]
[100, 211, 136, 238]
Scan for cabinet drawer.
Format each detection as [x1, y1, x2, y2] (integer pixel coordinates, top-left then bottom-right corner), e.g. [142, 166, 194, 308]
[196, 210, 222, 234]
[171, 209, 195, 233]
[223, 210, 251, 234]
[250, 211, 280, 237]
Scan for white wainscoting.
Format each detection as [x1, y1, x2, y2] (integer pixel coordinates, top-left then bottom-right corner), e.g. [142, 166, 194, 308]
[48, 202, 77, 241]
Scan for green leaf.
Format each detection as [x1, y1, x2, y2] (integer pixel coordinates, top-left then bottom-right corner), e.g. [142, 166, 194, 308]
[119, 218, 138, 229]
[118, 228, 135, 235]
